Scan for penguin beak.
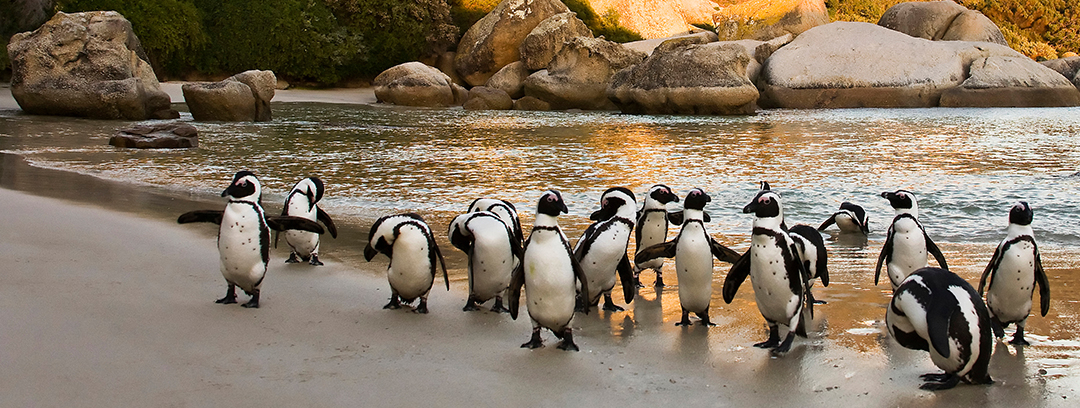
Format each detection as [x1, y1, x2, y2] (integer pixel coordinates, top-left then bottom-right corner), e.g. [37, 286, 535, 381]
[560, 201, 568, 214]
[743, 201, 757, 214]
[221, 187, 230, 197]
[880, 191, 892, 199]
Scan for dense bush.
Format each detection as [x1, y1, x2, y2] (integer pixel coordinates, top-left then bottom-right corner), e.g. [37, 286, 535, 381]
[326, 0, 457, 76]
[561, 0, 642, 43]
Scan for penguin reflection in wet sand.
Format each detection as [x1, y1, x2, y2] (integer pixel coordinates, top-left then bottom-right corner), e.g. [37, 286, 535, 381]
[280, 177, 338, 265]
[633, 185, 679, 287]
[817, 201, 870, 235]
[509, 190, 590, 351]
[876, 190, 948, 290]
[636, 188, 740, 326]
[449, 210, 521, 312]
[178, 171, 326, 308]
[574, 187, 637, 312]
[978, 201, 1050, 346]
[723, 185, 812, 354]
[888, 267, 994, 390]
[364, 213, 449, 314]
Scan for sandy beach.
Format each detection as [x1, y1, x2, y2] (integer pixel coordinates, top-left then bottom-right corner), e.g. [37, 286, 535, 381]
[1, 84, 1077, 407]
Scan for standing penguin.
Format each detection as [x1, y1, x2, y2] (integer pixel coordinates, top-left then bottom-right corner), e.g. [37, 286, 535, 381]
[723, 185, 813, 354]
[888, 267, 994, 390]
[280, 177, 338, 265]
[468, 198, 524, 247]
[364, 213, 449, 314]
[178, 171, 325, 308]
[574, 187, 637, 312]
[978, 201, 1050, 346]
[633, 184, 679, 287]
[788, 224, 829, 304]
[876, 190, 949, 290]
[817, 201, 870, 234]
[509, 190, 590, 351]
[448, 210, 521, 312]
[636, 188, 740, 326]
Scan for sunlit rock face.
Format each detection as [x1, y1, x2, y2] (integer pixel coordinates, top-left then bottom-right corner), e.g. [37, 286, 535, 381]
[712, 0, 829, 41]
[582, 0, 720, 39]
[374, 62, 467, 107]
[878, 1, 1007, 46]
[454, 0, 570, 87]
[523, 36, 646, 110]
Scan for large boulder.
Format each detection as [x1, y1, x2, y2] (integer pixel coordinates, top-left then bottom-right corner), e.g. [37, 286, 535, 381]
[462, 86, 514, 110]
[7, 11, 177, 120]
[109, 122, 198, 149]
[227, 70, 276, 121]
[758, 22, 1076, 108]
[940, 56, 1080, 107]
[713, 0, 829, 41]
[454, 0, 570, 87]
[580, 0, 719, 39]
[1041, 56, 1080, 84]
[623, 31, 719, 56]
[878, 1, 1007, 46]
[519, 12, 592, 71]
[373, 62, 467, 107]
[182, 81, 257, 122]
[607, 37, 760, 115]
[523, 37, 646, 110]
[486, 61, 531, 99]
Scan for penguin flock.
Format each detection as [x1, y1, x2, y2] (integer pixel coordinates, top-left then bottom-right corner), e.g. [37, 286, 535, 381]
[178, 172, 1052, 391]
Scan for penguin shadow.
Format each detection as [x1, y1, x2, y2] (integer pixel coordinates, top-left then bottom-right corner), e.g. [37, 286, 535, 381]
[988, 340, 1031, 386]
[674, 322, 712, 363]
[629, 285, 665, 329]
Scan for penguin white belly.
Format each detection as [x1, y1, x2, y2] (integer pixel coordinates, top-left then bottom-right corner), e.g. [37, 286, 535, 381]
[749, 236, 800, 326]
[987, 243, 1037, 323]
[387, 227, 434, 300]
[674, 229, 713, 313]
[218, 204, 266, 292]
[636, 213, 668, 270]
[888, 219, 929, 286]
[284, 202, 319, 257]
[835, 214, 860, 233]
[523, 235, 577, 330]
[469, 231, 516, 301]
[580, 227, 631, 301]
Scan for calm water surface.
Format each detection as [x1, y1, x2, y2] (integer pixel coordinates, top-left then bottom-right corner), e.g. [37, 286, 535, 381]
[2, 103, 1079, 394]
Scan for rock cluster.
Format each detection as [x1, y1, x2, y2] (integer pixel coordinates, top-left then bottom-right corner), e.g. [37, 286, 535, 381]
[183, 70, 277, 122]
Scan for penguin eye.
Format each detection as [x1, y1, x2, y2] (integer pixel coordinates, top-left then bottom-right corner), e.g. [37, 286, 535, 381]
[760, 197, 771, 205]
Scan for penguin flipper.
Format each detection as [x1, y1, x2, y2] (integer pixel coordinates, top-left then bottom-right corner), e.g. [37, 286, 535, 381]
[177, 210, 224, 225]
[722, 251, 752, 304]
[448, 220, 474, 254]
[926, 299, 958, 359]
[508, 261, 525, 320]
[571, 254, 590, 316]
[708, 239, 741, 264]
[978, 245, 1003, 295]
[266, 216, 325, 234]
[925, 233, 948, 270]
[667, 211, 684, 226]
[1034, 245, 1050, 316]
[702, 212, 711, 223]
[817, 214, 837, 231]
[427, 230, 450, 291]
[875, 231, 894, 286]
[634, 240, 677, 264]
[316, 208, 338, 238]
[617, 254, 634, 304]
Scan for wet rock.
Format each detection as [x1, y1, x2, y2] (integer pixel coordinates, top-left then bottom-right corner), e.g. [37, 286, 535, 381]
[182, 81, 257, 122]
[463, 86, 514, 110]
[109, 122, 198, 148]
[519, 12, 592, 71]
[513, 96, 551, 111]
[454, 0, 569, 87]
[373, 62, 463, 107]
[713, 0, 829, 41]
[940, 56, 1080, 107]
[523, 37, 646, 110]
[607, 40, 759, 115]
[486, 61, 531, 99]
[878, 1, 1006, 46]
[7, 11, 177, 120]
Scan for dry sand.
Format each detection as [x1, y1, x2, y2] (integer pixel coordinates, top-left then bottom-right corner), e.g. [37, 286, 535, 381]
[0, 84, 1076, 407]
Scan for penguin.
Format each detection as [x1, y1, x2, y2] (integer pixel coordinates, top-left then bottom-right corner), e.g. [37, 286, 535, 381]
[448, 210, 522, 312]
[280, 177, 338, 266]
[788, 224, 829, 304]
[178, 171, 326, 308]
[364, 213, 449, 314]
[633, 184, 679, 287]
[817, 201, 870, 235]
[573, 187, 637, 312]
[635, 188, 740, 326]
[508, 190, 590, 351]
[468, 198, 524, 247]
[887, 267, 994, 390]
[723, 185, 813, 354]
[978, 201, 1050, 346]
[876, 190, 949, 290]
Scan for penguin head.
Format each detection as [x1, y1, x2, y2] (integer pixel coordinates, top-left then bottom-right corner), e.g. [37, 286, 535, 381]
[307, 177, 325, 203]
[537, 190, 568, 217]
[647, 184, 679, 205]
[590, 187, 636, 221]
[683, 188, 711, 211]
[1009, 201, 1033, 226]
[759, 181, 771, 191]
[744, 189, 783, 220]
[881, 190, 918, 215]
[840, 201, 868, 222]
[223, 171, 261, 201]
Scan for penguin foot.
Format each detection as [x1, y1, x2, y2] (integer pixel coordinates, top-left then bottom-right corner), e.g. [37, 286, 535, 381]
[490, 298, 509, 313]
[285, 253, 301, 264]
[241, 293, 260, 308]
[412, 300, 429, 314]
[602, 296, 625, 312]
[462, 300, 481, 312]
[383, 296, 402, 310]
[919, 373, 961, 391]
[556, 329, 579, 351]
[991, 319, 1006, 339]
[753, 339, 780, 349]
[634, 276, 645, 289]
[309, 254, 324, 266]
[521, 329, 544, 349]
[655, 276, 665, 287]
[1008, 336, 1031, 346]
[771, 333, 796, 354]
[215, 295, 237, 304]
[698, 319, 717, 327]
[813, 299, 828, 305]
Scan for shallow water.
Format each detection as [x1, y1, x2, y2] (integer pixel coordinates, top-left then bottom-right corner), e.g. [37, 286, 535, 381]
[2, 103, 1079, 393]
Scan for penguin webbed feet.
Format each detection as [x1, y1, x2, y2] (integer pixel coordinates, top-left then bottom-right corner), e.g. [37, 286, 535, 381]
[654, 274, 665, 287]
[675, 309, 693, 327]
[754, 325, 781, 349]
[216, 284, 238, 304]
[918, 373, 962, 391]
[556, 329, 579, 352]
[602, 294, 625, 312]
[1009, 327, 1030, 346]
[308, 254, 324, 266]
[770, 332, 796, 355]
[285, 253, 301, 264]
[991, 318, 1006, 339]
[383, 295, 402, 310]
[489, 297, 509, 313]
[696, 311, 716, 327]
[521, 327, 544, 349]
[412, 299, 429, 314]
[462, 296, 482, 312]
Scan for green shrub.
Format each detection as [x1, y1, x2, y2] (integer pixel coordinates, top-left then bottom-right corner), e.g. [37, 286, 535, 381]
[563, 0, 642, 43]
[326, 0, 457, 76]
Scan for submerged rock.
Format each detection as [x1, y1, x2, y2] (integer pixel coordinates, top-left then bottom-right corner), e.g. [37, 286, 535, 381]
[7, 11, 178, 120]
[110, 122, 198, 149]
[374, 62, 466, 107]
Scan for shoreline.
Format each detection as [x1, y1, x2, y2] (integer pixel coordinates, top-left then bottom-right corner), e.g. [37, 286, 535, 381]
[1, 86, 1078, 406]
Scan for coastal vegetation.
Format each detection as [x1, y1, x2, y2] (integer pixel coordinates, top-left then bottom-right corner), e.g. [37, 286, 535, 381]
[2, 0, 1078, 85]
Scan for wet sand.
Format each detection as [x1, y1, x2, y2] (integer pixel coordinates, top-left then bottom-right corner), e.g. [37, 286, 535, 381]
[1, 85, 1077, 406]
